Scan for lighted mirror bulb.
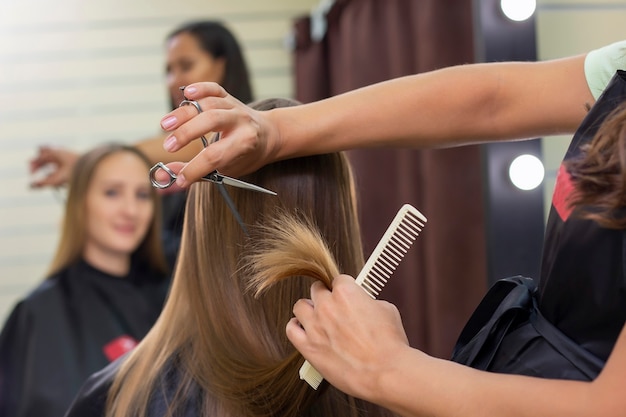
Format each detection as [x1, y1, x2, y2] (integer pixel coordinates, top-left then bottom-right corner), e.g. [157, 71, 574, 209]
[500, 0, 536, 22]
[509, 154, 544, 191]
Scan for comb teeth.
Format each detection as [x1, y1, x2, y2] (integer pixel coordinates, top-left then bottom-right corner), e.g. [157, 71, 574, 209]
[355, 205, 426, 298]
[300, 204, 427, 389]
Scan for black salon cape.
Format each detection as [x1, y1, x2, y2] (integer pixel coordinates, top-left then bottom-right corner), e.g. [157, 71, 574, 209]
[64, 357, 202, 417]
[0, 259, 169, 417]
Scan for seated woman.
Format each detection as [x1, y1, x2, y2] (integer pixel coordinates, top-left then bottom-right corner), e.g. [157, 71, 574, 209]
[64, 98, 398, 417]
[0, 144, 170, 417]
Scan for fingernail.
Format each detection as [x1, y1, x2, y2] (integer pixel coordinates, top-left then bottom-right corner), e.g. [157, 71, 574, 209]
[185, 86, 197, 95]
[161, 116, 177, 130]
[176, 173, 186, 187]
[163, 136, 178, 152]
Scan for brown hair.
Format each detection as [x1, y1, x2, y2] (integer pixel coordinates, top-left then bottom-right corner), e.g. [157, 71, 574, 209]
[566, 103, 626, 229]
[46, 143, 168, 277]
[105, 99, 396, 417]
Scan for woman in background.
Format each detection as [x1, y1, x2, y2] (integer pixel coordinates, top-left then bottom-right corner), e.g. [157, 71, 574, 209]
[0, 144, 169, 417]
[135, 19, 254, 164]
[30, 19, 253, 182]
[29, 20, 254, 268]
[64, 98, 397, 417]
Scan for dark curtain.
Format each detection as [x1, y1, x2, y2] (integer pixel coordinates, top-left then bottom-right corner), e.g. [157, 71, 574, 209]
[293, 0, 487, 358]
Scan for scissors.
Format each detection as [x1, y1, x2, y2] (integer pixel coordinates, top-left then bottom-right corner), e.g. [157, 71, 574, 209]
[149, 86, 277, 235]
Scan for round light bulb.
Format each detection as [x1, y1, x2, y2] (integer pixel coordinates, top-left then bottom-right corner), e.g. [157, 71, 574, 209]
[500, 0, 536, 22]
[509, 154, 544, 190]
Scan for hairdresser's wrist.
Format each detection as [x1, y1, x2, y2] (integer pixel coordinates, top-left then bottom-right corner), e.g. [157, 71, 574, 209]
[368, 346, 431, 416]
[265, 106, 304, 161]
[266, 103, 336, 161]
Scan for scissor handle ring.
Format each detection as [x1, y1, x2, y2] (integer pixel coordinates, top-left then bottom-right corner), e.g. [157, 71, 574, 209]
[149, 162, 177, 189]
[179, 99, 202, 112]
[178, 99, 209, 147]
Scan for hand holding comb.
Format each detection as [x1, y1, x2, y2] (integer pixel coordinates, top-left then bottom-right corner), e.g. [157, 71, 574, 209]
[299, 203, 427, 389]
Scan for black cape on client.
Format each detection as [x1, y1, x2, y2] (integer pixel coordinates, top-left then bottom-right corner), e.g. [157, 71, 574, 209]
[63, 357, 202, 417]
[0, 259, 169, 417]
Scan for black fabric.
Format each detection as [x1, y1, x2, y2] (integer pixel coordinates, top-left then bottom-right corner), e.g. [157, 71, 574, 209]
[64, 356, 202, 417]
[451, 276, 604, 380]
[62, 358, 117, 417]
[0, 259, 169, 417]
[538, 70, 626, 361]
[451, 70, 626, 378]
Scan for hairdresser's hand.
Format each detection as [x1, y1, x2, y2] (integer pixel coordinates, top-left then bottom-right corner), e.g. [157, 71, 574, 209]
[158, 82, 281, 187]
[287, 274, 411, 401]
[29, 146, 79, 188]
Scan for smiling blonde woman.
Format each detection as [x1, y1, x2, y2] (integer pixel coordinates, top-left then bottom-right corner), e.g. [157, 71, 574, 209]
[0, 143, 170, 417]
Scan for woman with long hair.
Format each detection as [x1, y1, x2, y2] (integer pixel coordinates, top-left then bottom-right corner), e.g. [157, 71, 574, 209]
[0, 143, 169, 417]
[65, 98, 397, 417]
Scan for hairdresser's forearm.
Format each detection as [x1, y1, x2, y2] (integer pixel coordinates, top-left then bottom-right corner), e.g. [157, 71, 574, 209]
[270, 57, 591, 160]
[372, 347, 598, 417]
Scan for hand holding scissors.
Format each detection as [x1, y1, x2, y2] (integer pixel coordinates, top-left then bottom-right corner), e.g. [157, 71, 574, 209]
[149, 87, 277, 235]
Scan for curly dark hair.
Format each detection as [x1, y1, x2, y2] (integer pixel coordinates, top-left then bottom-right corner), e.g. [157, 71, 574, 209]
[566, 102, 626, 229]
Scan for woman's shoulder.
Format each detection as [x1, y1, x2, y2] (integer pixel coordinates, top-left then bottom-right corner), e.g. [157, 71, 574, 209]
[584, 40, 626, 100]
[1, 265, 85, 338]
[17, 266, 74, 310]
[63, 357, 122, 417]
[65, 356, 202, 417]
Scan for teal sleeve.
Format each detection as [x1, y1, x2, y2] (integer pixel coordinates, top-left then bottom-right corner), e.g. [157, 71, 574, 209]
[584, 40, 626, 100]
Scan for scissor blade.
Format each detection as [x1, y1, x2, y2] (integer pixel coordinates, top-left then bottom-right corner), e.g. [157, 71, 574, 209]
[220, 176, 277, 195]
[216, 183, 250, 236]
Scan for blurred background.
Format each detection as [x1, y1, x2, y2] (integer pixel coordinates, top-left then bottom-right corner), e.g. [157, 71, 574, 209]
[1, 0, 625, 357]
[0, 0, 316, 317]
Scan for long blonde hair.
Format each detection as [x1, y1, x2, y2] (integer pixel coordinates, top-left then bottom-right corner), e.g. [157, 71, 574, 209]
[47, 143, 168, 277]
[106, 99, 396, 417]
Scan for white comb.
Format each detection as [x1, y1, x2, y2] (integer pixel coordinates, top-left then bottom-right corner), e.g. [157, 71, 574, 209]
[299, 203, 427, 389]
